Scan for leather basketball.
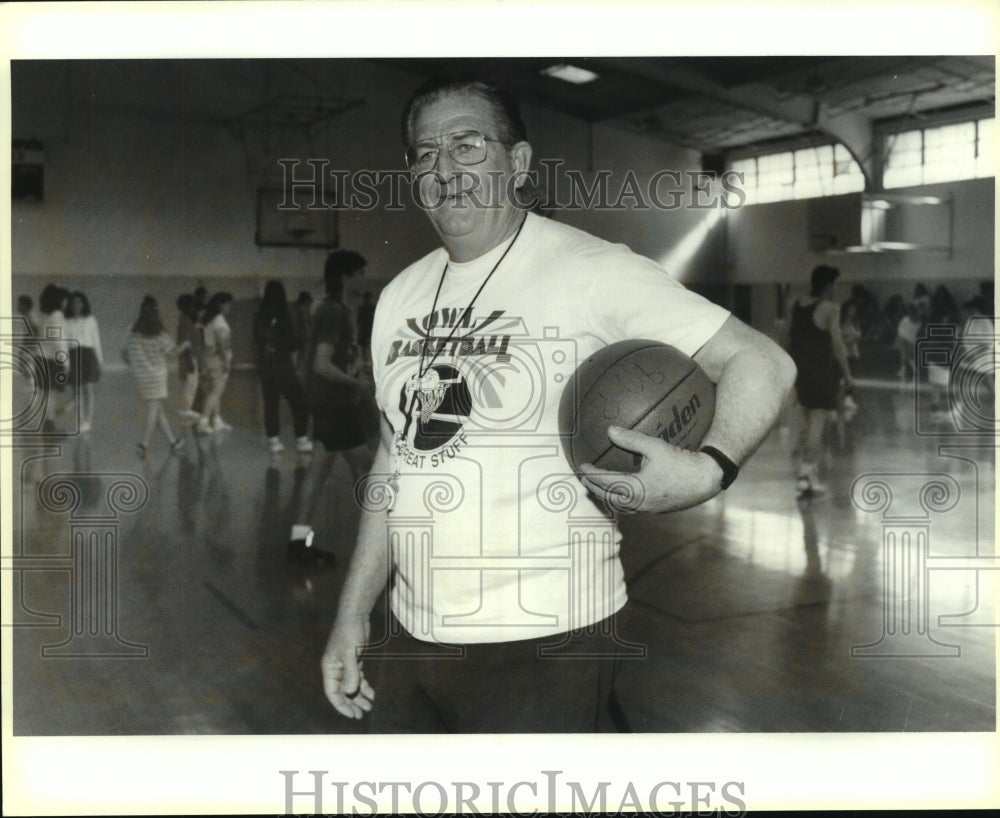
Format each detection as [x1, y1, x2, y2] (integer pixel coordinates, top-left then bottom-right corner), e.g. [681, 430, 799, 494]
[558, 339, 716, 473]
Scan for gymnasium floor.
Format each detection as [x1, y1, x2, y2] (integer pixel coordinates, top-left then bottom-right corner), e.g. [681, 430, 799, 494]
[8, 369, 996, 735]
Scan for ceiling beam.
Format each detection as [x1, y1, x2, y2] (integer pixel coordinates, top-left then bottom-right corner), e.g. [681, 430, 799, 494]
[594, 57, 880, 188]
[815, 109, 877, 191]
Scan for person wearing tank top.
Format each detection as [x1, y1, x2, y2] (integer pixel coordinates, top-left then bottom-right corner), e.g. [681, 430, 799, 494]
[786, 265, 854, 496]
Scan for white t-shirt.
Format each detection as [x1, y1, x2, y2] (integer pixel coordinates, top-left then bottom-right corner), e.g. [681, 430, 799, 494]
[36, 309, 69, 359]
[372, 212, 729, 643]
[66, 314, 104, 364]
[203, 314, 232, 367]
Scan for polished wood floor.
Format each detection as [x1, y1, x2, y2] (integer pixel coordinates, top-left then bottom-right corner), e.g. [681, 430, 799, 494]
[8, 370, 996, 735]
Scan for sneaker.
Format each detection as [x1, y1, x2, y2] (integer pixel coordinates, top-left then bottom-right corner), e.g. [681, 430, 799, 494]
[296, 436, 314, 454]
[289, 524, 314, 548]
[196, 418, 214, 435]
[268, 436, 285, 454]
[796, 463, 827, 497]
[170, 438, 185, 455]
[841, 395, 859, 423]
[178, 409, 201, 426]
[212, 417, 233, 433]
[287, 524, 336, 566]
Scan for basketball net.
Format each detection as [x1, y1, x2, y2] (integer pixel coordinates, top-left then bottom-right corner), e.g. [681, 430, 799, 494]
[406, 370, 448, 426]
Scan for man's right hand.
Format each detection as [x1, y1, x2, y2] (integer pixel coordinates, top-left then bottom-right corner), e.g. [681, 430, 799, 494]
[321, 615, 375, 719]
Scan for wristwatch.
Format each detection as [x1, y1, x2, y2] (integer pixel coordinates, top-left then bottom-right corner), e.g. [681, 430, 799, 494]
[699, 446, 739, 490]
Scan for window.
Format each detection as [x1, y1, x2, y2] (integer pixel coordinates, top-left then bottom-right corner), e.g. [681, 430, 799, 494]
[833, 145, 866, 194]
[731, 144, 864, 205]
[730, 157, 757, 199]
[882, 130, 922, 188]
[883, 117, 994, 189]
[792, 145, 829, 199]
[756, 152, 793, 204]
[976, 117, 994, 179]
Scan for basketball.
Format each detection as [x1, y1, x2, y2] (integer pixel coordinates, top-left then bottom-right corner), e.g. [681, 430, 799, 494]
[558, 339, 716, 473]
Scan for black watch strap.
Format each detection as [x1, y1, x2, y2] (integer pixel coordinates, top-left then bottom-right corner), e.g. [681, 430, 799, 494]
[699, 446, 739, 490]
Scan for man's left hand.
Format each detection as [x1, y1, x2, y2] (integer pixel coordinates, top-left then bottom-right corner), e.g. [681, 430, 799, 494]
[577, 425, 722, 514]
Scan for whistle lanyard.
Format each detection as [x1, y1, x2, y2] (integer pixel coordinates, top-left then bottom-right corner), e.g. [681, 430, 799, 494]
[399, 216, 526, 444]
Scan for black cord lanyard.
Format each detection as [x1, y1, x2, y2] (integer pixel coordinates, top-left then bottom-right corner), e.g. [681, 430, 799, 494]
[400, 215, 527, 441]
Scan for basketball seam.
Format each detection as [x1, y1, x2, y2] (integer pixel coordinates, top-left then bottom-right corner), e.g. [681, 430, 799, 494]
[575, 341, 666, 395]
[589, 364, 701, 467]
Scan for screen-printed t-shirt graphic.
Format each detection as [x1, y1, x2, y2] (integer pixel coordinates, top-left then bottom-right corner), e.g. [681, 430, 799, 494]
[371, 213, 729, 644]
[389, 306, 526, 465]
[403, 364, 470, 451]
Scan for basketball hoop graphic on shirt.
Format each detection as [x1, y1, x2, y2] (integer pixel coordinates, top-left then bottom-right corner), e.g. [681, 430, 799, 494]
[400, 364, 473, 451]
[407, 370, 450, 426]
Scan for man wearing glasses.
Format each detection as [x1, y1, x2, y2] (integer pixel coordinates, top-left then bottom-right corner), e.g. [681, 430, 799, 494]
[321, 78, 796, 732]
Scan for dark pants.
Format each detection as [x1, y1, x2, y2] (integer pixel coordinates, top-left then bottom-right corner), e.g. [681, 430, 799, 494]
[257, 362, 308, 438]
[366, 608, 631, 734]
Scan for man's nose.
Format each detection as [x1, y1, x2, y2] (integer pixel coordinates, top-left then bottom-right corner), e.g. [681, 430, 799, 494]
[433, 146, 458, 176]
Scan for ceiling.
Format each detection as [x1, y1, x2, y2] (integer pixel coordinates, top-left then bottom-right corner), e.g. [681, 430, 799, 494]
[379, 56, 995, 157]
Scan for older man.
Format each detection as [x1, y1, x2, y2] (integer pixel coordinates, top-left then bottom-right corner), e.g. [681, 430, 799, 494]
[321, 78, 796, 732]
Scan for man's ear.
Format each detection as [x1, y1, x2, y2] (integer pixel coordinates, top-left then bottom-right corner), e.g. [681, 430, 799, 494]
[509, 141, 533, 182]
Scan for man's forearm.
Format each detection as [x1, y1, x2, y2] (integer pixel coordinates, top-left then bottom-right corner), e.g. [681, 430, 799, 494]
[697, 327, 797, 466]
[336, 435, 394, 619]
[336, 505, 391, 619]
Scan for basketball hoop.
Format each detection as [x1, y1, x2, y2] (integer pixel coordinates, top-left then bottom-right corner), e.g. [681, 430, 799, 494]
[406, 370, 449, 425]
[285, 212, 315, 242]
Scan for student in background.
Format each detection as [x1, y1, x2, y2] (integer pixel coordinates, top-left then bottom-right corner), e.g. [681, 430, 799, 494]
[176, 293, 204, 426]
[834, 299, 863, 445]
[253, 280, 313, 455]
[198, 291, 234, 435]
[17, 294, 39, 337]
[122, 296, 184, 460]
[287, 251, 371, 562]
[304, 252, 369, 474]
[65, 290, 104, 434]
[787, 265, 854, 496]
[37, 284, 72, 432]
[188, 284, 211, 419]
[193, 285, 209, 322]
[291, 291, 314, 374]
[356, 290, 376, 375]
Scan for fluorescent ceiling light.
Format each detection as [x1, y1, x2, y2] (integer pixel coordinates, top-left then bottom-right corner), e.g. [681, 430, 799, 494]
[865, 194, 946, 206]
[541, 64, 599, 84]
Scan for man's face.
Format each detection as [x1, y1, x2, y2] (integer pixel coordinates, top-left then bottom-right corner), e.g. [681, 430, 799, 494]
[344, 270, 366, 302]
[408, 92, 531, 256]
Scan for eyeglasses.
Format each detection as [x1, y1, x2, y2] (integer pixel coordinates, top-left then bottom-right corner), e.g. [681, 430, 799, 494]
[405, 131, 506, 172]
